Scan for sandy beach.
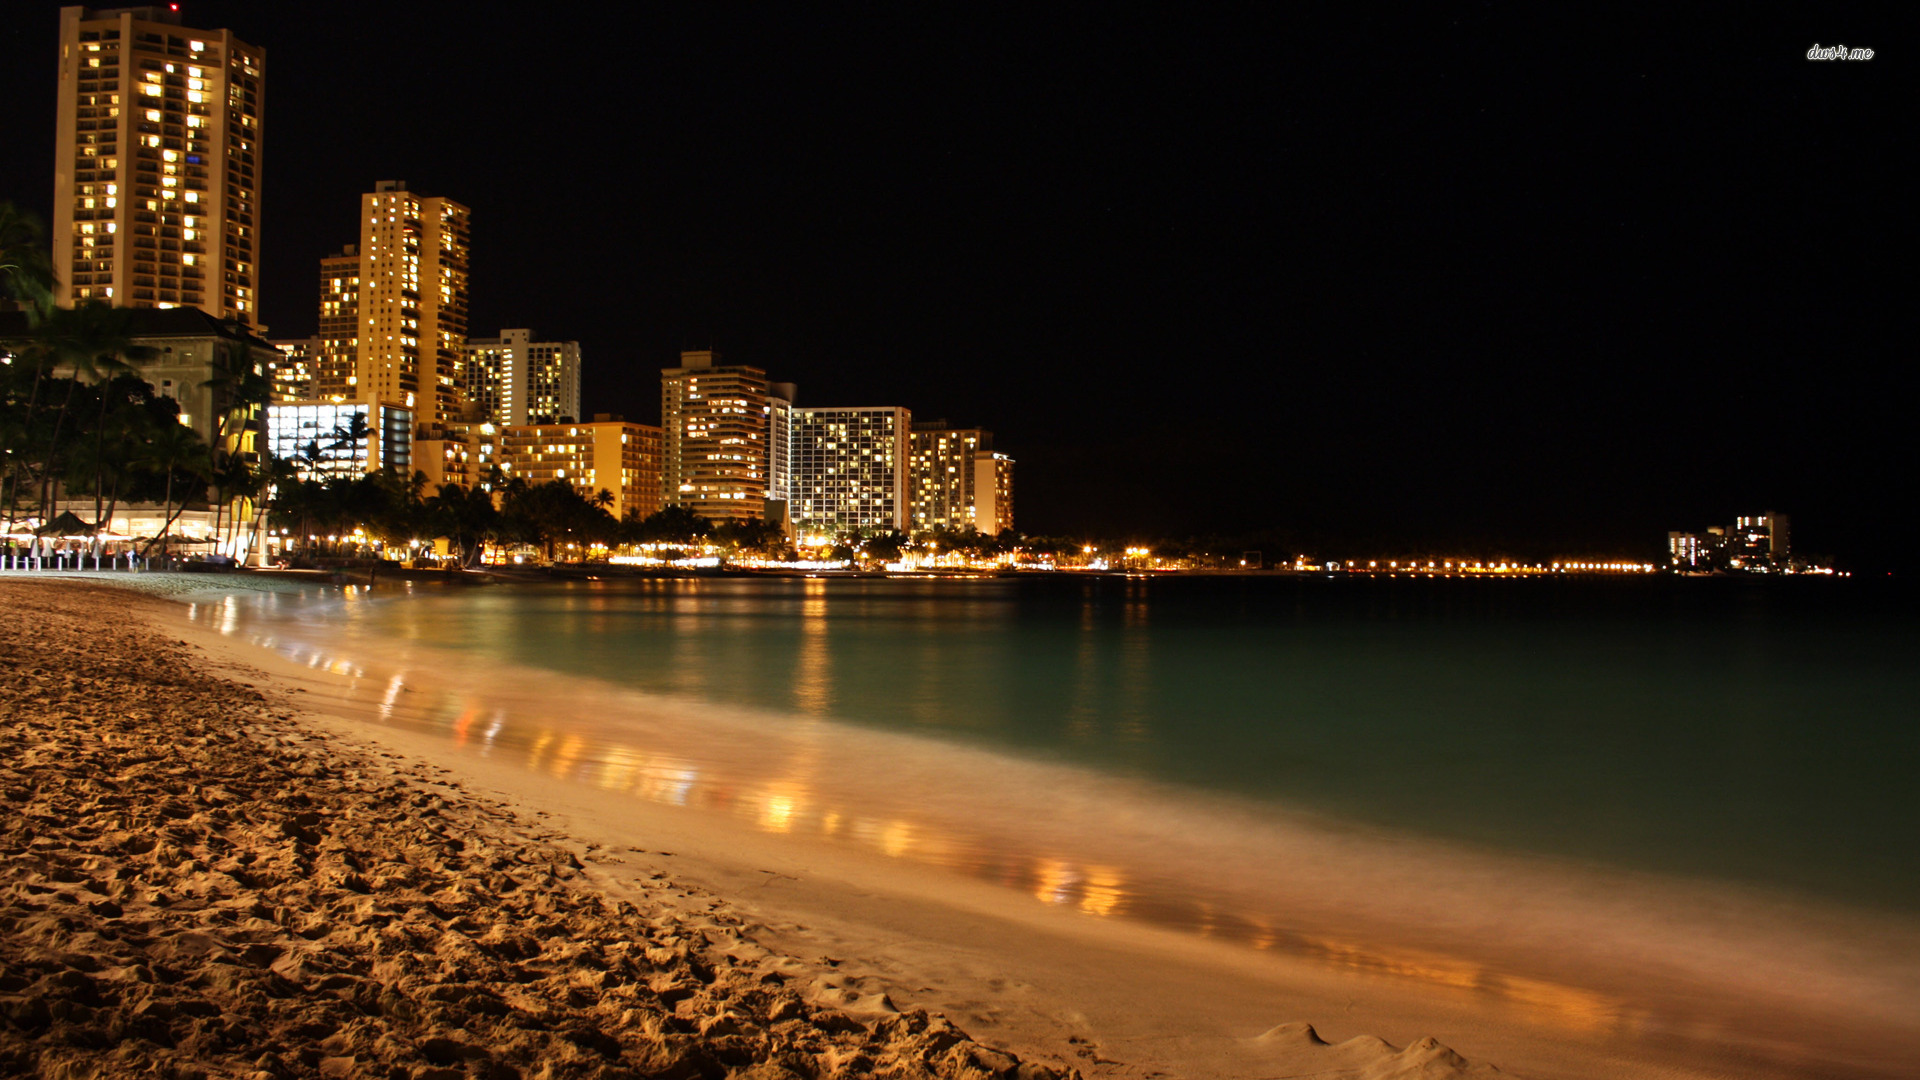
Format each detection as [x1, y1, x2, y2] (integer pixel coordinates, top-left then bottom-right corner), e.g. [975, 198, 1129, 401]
[5, 574, 1917, 1079]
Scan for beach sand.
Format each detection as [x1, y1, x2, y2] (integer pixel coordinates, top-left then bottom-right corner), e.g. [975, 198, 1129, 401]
[3, 575, 1913, 1079]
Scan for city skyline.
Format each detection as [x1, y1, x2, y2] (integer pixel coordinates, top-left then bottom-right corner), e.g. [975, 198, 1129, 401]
[1, 5, 1899, 567]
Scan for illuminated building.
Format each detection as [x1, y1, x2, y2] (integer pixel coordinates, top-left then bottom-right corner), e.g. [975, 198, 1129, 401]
[1668, 531, 1708, 570]
[908, 421, 993, 532]
[500, 415, 663, 522]
[660, 350, 772, 522]
[265, 400, 411, 480]
[341, 180, 470, 424]
[465, 329, 582, 426]
[266, 335, 317, 402]
[3, 307, 271, 460]
[974, 451, 1016, 536]
[1667, 512, 1792, 572]
[1732, 513, 1790, 569]
[791, 406, 911, 534]
[52, 5, 264, 323]
[414, 421, 497, 490]
[313, 244, 358, 401]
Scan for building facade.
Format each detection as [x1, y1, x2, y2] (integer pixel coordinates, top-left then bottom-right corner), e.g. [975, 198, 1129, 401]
[266, 335, 317, 402]
[973, 451, 1015, 536]
[313, 244, 358, 401]
[465, 329, 582, 427]
[907, 421, 993, 532]
[660, 350, 771, 522]
[265, 400, 412, 479]
[790, 406, 911, 536]
[500, 416, 663, 523]
[348, 181, 470, 424]
[52, 5, 264, 323]
[2, 307, 273, 462]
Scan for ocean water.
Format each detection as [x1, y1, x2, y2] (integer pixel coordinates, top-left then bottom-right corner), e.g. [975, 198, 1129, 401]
[233, 572, 1919, 914]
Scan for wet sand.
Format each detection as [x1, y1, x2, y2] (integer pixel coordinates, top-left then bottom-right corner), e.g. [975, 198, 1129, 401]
[5, 574, 1917, 1079]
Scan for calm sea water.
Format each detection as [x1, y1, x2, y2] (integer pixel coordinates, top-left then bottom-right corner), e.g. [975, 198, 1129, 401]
[286, 573, 1918, 913]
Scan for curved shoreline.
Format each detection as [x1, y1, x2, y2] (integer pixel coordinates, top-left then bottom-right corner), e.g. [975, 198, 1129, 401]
[7, 574, 1918, 1078]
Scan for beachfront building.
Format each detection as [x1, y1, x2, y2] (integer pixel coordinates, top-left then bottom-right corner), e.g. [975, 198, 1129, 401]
[500, 416, 664, 523]
[908, 421, 993, 532]
[465, 329, 582, 427]
[660, 350, 774, 523]
[265, 400, 412, 480]
[1, 306, 273, 461]
[52, 5, 266, 324]
[790, 406, 911, 537]
[974, 451, 1015, 536]
[1667, 512, 1792, 572]
[320, 181, 470, 425]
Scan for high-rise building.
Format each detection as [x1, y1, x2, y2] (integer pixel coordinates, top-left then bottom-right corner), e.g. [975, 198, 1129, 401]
[52, 5, 264, 322]
[766, 381, 796, 505]
[266, 335, 318, 401]
[313, 244, 358, 401]
[500, 416, 664, 523]
[347, 181, 469, 424]
[974, 451, 1015, 536]
[790, 406, 911, 536]
[660, 350, 771, 522]
[465, 329, 582, 426]
[908, 421, 993, 533]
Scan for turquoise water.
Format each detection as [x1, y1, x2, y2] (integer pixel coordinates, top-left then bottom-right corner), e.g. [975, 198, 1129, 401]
[301, 573, 1919, 913]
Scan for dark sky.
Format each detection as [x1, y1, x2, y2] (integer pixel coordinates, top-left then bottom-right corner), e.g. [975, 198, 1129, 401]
[1, 6, 1904, 566]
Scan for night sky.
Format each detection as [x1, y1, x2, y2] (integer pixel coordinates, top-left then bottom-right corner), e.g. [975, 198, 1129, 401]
[1, 6, 1903, 567]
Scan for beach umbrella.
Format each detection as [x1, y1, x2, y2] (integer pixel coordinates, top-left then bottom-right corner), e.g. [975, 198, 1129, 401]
[34, 510, 94, 537]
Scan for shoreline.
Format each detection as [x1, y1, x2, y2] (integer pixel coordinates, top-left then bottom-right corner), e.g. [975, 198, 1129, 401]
[6, 575, 1917, 1078]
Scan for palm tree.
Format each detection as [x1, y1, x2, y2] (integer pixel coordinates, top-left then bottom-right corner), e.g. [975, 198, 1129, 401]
[426, 481, 500, 568]
[1, 201, 55, 534]
[136, 419, 212, 558]
[36, 301, 154, 522]
[0, 202, 54, 317]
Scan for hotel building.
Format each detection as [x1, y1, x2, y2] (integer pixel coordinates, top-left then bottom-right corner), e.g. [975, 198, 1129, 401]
[660, 350, 771, 522]
[266, 335, 318, 402]
[974, 451, 1015, 536]
[312, 244, 359, 401]
[908, 421, 991, 532]
[52, 5, 264, 323]
[790, 406, 911, 535]
[343, 181, 470, 425]
[415, 421, 497, 491]
[500, 416, 664, 523]
[465, 329, 582, 426]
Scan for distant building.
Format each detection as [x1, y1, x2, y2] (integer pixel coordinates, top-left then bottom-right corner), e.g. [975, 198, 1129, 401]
[266, 336, 318, 402]
[500, 416, 664, 523]
[790, 406, 911, 536]
[465, 329, 582, 426]
[336, 181, 471, 425]
[1668, 512, 1791, 572]
[52, 5, 265, 324]
[974, 451, 1016, 536]
[413, 420, 497, 491]
[908, 421, 992, 532]
[1731, 513, 1789, 569]
[313, 245, 359, 401]
[659, 350, 772, 522]
[266, 400, 412, 479]
[1667, 531, 1709, 570]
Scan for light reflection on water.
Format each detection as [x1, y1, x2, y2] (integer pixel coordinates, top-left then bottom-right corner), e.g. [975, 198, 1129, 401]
[180, 578, 1920, 1058]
